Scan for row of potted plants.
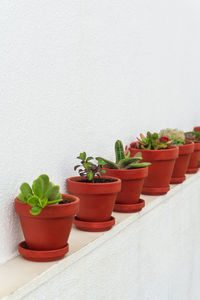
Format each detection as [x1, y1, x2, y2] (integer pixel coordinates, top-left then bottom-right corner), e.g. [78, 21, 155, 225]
[15, 127, 200, 262]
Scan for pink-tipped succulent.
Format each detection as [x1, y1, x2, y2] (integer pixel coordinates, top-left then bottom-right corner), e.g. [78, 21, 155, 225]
[136, 131, 173, 150]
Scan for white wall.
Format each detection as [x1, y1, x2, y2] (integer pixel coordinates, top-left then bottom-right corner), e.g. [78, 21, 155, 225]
[0, 0, 200, 263]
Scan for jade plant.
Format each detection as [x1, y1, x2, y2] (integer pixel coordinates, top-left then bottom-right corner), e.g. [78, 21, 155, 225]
[136, 132, 173, 150]
[74, 152, 106, 182]
[96, 140, 151, 169]
[18, 174, 63, 215]
[159, 128, 185, 145]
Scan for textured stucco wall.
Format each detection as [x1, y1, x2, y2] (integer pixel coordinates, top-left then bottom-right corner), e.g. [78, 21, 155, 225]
[0, 0, 200, 263]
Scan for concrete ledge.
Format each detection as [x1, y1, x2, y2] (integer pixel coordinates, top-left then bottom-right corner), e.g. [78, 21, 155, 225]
[1, 172, 200, 300]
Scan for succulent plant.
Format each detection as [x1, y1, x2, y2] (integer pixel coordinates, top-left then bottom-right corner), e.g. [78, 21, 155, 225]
[136, 132, 173, 150]
[159, 128, 185, 145]
[96, 140, 151, 169]
[74, 152, 106, 182]
[18, 174, 63, 215]
[185, 131, 200, 142]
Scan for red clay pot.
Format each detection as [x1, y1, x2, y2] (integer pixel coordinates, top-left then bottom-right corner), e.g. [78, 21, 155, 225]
[192, 128, 200, 168]
[104, 167, 148, 213]
[15, 194, 79, 262]
[186, 142, 200, 173]
[129, 143, 179, 195]
[66, 176, 121, 232]
[170, 141, 194, 184]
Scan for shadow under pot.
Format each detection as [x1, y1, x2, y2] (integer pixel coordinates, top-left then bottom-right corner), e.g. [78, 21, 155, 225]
[170, 141, 194, 184]
[186, 141, 200, 174]
[66, 176, 121, 232]
[129, 143, 179, 195]
[104, 167, 148, 213]
[15, 194, 79, 262]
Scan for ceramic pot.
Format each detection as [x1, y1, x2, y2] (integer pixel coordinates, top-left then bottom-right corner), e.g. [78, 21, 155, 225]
[186, 142, 200, 173]
[104, 167, 148, 212]
[67, 176, 121, 232]
[15, 194, 79, 261]
[170, 141, 194, 183]
[129, 143, 178, 195]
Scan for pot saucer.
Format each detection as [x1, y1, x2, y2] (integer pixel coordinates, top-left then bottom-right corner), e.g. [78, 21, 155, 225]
[170, 176, 186, 184]
[186, 167, 199, 174]
[18, 241, 69, 262]
[74, 216, 115, 232]
[114, 199, 145, 213]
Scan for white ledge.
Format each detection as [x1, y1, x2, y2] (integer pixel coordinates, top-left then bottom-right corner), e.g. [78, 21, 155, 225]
[1, 172, 200, 300]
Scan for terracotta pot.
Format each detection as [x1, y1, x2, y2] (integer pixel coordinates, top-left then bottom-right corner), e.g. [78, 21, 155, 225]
[170, 141, 194, 183]
[194, 126, 200, 132]
[129, 143, 178, 195]
[15, 194, 79, 262]
[186, 142, 200, 173]
[104, 167, 148, 213]
[66, 176, 121, 232]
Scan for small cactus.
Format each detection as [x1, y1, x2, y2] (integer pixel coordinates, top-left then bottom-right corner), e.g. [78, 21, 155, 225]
[115, 140, 126, 163]
[18, 174, 62, 215]
[96, 140, 151, 169]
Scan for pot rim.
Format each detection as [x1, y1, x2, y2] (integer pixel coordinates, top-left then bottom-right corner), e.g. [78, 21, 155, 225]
[15, 193, 79, 208]
[67, 176, 121, 185]
[15, 194, 79, 218]
[130, 142, 178, 153]
[104, 166, 148, 180]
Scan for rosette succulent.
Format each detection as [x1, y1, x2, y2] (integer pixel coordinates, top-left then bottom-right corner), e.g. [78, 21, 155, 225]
[159, 128, 185, 145]
[136, 132, 173, 150]
[18, 174, 63, 215]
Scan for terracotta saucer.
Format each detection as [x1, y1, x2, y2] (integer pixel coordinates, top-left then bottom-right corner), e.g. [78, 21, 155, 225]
[114, 199, 145, 213]
[170, 176, 186, 184]
[18, 241, 69, 262]
[74, 216, 115, 232]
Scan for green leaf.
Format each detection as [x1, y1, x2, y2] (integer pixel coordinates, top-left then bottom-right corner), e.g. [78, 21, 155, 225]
[20, 183, 33, 198]
[96, 158, 107, 166]
[77, 152, 86, 160]
[86, 156, 93, 162]
[101, 169, 106, 174]
[18, 193, 26, 202]
[30, 206, 42, 215]
[46, 185, 60, 201]
[32, 178, 44, 198]
[126, 162, 151, 169]
[27, 195, 39, 207]
[48, 198, 63, 205]
[40, 197, 48, 208]
[133, 152, 142, 159]
[39, 174, 49, 193]
[96, 157, 119, 169]
[119, 157, 142, 168]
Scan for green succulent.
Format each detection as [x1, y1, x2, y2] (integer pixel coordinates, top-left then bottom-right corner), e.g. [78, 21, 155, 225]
[18, 174, 62, 215]
[96, 140, 151, 169]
